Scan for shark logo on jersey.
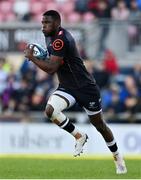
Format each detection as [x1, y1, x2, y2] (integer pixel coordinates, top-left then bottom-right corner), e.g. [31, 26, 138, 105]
[52, 39, 64, 50]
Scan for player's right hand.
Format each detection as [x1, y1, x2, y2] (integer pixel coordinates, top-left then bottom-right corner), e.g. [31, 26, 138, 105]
[24, 44, 35, 61]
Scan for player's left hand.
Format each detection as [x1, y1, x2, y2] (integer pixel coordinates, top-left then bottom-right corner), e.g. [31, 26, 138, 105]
[24, 44, 35, 61]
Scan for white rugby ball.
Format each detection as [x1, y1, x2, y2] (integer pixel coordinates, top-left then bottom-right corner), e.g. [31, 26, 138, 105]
[29, 43, 47, 60]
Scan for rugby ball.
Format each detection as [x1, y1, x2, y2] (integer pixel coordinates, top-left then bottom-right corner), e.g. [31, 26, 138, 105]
[29, 43, 47, 60]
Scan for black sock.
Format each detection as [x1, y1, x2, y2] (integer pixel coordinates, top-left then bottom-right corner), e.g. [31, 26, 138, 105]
[106, 140, 118, 154]
[58, 118, 75, 133]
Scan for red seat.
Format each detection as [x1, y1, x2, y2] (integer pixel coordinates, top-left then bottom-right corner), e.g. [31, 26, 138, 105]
[83, 12, 95, 23]
[5, 12, 16, 22]
[67, 12, 81, 23]
[0, 13, 4, 22]
[30, 1, 44, 14]
[0, 1, 13, 14]
[59, 2, 74, 15]
[32, 13, 42, 22]
[45, 2, 59, 11]
[30, 0, 52, 3]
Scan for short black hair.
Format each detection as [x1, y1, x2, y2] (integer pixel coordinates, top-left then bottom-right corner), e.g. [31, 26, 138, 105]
[43, 10, 61, 23]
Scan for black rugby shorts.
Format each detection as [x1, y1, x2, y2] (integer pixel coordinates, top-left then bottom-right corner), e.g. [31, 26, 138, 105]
[57, 84, 102, 113]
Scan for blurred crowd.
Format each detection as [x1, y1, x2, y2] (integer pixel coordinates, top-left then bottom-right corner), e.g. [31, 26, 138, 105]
[0, 0, 141, 23]
[85, 50, 141, 117]
[0, 49, 141, 119]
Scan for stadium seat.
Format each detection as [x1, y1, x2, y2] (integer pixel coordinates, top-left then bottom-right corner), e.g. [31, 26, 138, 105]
[30, 0, 52, 3]
[32, 13, 42, 22]
[13, 0, 30, 17]
[0, 11, 15, 22]
[0, 13, 4, 22]
[0, 0, 13, 14]
[5, 12, 16, 22]
[59, 1, 75, 15]
[67, 12, 81, 23]
[45, 2, 59, 11]
[30, 1, 44, 15]
[83, 12, 95, 23]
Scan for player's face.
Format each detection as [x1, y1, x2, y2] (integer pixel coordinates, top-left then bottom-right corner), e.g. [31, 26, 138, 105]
[41, 16, 57, 37]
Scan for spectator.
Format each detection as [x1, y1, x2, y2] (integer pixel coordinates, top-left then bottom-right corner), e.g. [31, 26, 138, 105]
[88, 0, 99, 15]
[30, 87, 46, 111]
[133, 63, 141, 89]
[13, 0, 31, 21]
[74, 0, 89, 14]
[120, 75, 141, 114]
[128, 0, 141, 51]
[20, 60, 37, 89]
[102, 49, 119, 75]
[107, 0, 117, 8]
[11, 77, 32, 112]
[1, 74, 15, 111]
[93, 62, 110, 89]
[95, 0, 111, 58]
[124, 0, 131, 8]
[136, 0, 141, 10]
[0, 58, 8, 96]
[95, 0, 111, 19]
[93, 0, 111, 58]
[101, 83, 123, 113]
[111, 0, 130, 20]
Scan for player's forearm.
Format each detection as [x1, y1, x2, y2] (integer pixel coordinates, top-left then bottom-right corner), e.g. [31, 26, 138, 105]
[30, 57, 56, 74]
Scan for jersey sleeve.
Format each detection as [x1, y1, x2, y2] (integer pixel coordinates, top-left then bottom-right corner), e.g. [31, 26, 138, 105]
[50, 37, 66, 57]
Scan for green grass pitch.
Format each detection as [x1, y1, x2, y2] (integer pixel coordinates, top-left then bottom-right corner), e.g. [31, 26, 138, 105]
[0, 154, 141, 179]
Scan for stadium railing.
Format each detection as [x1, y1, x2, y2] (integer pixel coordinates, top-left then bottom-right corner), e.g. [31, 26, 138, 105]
[0, 111, 141, 123]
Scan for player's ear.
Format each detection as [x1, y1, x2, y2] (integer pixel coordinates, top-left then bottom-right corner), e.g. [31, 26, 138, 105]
[55, 19, 60, 27]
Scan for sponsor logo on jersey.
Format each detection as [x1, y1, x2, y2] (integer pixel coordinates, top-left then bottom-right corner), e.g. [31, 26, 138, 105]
[89, 102, 96, 109]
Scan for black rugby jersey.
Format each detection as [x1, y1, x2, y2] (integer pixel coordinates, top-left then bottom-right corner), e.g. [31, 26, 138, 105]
[45, 27, 96, 89]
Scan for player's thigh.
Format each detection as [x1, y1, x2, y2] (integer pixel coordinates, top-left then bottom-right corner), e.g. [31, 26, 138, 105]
[88, 111, 104, 127]
[77, 84, 102, 116]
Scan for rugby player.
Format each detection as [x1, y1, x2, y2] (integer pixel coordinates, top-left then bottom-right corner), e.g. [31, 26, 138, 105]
[24, 10, 127, 174]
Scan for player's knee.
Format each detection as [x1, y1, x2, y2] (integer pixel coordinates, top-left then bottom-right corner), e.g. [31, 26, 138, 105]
[90, 115, 107, 133]
[45, 104, 61, 122]
[45, 104, 54, 119]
